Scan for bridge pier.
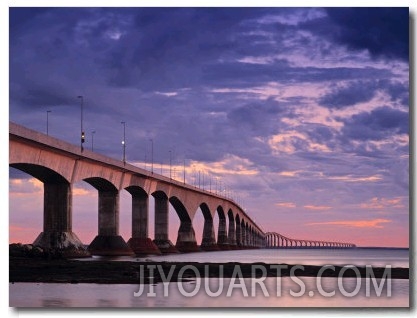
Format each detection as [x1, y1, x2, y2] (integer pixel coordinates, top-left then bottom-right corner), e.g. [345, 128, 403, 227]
[240, 221, 246, 248]
[153, 194, 178, 253]
[217, 216, 229, 250]
[235, 217, 242, 248]
[176, 219, 199, 253]
[127, 189, 161, 255]
[88, 188, 133, 256]
[228, 212, 237, 249]
[200, 216, 219, 251]
[33, 182, 89, 258]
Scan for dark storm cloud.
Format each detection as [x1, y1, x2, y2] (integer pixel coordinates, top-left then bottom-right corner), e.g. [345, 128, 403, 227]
[324, 8, 409, 61]
[9, 7, 50, 34]
[227, 97, 287, 136]
[302, 124, 338, 151]
[341, 106, 408, 141]
[203, 62, 393, 88]
[9, 7, 408, 164]
[319, 79, 410, 109]
[105, 8, 269, 90]
[9, 6, 399, 113]
[11, 82, 75, 108]
[380, 79, 409, 107]
[319, 81, 378, 109]
[8, 7, 409, 163]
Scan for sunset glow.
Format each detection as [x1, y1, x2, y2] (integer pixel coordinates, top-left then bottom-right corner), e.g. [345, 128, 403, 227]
[9, 7, 409, 248]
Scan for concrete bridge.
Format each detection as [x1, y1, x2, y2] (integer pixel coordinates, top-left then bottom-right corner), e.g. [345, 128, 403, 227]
[265, 232, 356, 249]
[9, 122, 265, 257]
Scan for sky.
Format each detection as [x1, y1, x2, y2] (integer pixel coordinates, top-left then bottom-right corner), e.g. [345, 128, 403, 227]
[8, 6, 410, 248]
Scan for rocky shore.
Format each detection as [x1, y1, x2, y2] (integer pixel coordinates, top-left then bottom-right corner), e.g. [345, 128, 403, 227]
[10, 257, 408, 285]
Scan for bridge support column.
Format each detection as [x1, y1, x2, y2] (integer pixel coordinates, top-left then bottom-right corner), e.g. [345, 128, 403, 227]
[153, 195, 178, 253]
[176, 220, 199, 253]
[88, 190, 133, 256]
[217, 217, 229, 250]
[127, 192, 161, 255]
[33, 183, 89, 258]
[235, 218, 242, 248]
[200, 217, 219, 251]
[247, 230, 252, 248]
[241, 222, 247, 248]
[228, 215, 237, 249]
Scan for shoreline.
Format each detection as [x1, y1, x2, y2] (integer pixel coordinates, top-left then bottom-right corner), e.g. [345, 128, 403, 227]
[9, 257, 409, 284]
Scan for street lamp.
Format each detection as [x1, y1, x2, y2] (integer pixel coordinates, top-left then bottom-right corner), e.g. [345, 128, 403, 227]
[77, 96, 84, 152]
[183, 159, 186, 184]
[150, 138, 154, 173]
[169, 150, 172, 179]
[46, 110, 51, 135]
[91, 130, 96, 151]
[121, 121, 126, 163]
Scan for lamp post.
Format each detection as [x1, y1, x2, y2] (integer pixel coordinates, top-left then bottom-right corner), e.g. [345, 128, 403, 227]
[150, 138, 154, 173]
[215, 177, 218, 194]
[121, 121, 126, 163]
[77, 96, 84, 152]
[91, 130, 96, 151]
[169, 150, 172, 179]
[183, 159, 186, 184]
[46, 110, 51, 135]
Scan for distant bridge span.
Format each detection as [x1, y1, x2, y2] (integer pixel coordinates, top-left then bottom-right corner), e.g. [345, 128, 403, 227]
[265, 232, 356, 249]
[9, 122, 265, 257]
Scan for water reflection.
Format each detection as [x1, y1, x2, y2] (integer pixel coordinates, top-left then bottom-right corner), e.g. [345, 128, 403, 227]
[10, 277, 409, 308]
[42, 298, 72, 307]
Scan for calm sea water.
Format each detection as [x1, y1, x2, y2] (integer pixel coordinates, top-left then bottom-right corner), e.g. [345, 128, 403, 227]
[9, 248, 409, 308]
[121, 247, 409, 268]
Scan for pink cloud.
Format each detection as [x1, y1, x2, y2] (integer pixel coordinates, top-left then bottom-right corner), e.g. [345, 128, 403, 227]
[306, 218, 392, 229]
[360, 197, 405, 209]
[275, 202, 296, 208]
[303, 205, 332, 211]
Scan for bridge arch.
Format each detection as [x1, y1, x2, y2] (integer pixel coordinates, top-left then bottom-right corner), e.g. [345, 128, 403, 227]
[216, 206, 229, 249]
[9, 164, 87, 255]
[227, 209, 236, 248]
[198, 203, 218, 251]
[83, 177, 133, 256]
[170, 196, 198, 252]
[150, 191, 177, 253]
[245, 221, 249, 247]
[240, 218, 246, 247]
[235, 214, 241, 246]
[249, 226, 253, 247]
[124, 186, 161, 255]
[265, 231, 356, 249]
[10, 163, 69, 184]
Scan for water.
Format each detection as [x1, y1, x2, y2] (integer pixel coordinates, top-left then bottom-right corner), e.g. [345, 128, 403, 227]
[9, 278, 408, 307]
[9, 248, 409, 307]
[118, 247, 409, 268]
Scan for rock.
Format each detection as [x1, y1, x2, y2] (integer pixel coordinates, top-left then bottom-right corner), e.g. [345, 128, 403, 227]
[9, 243, 44, 258]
